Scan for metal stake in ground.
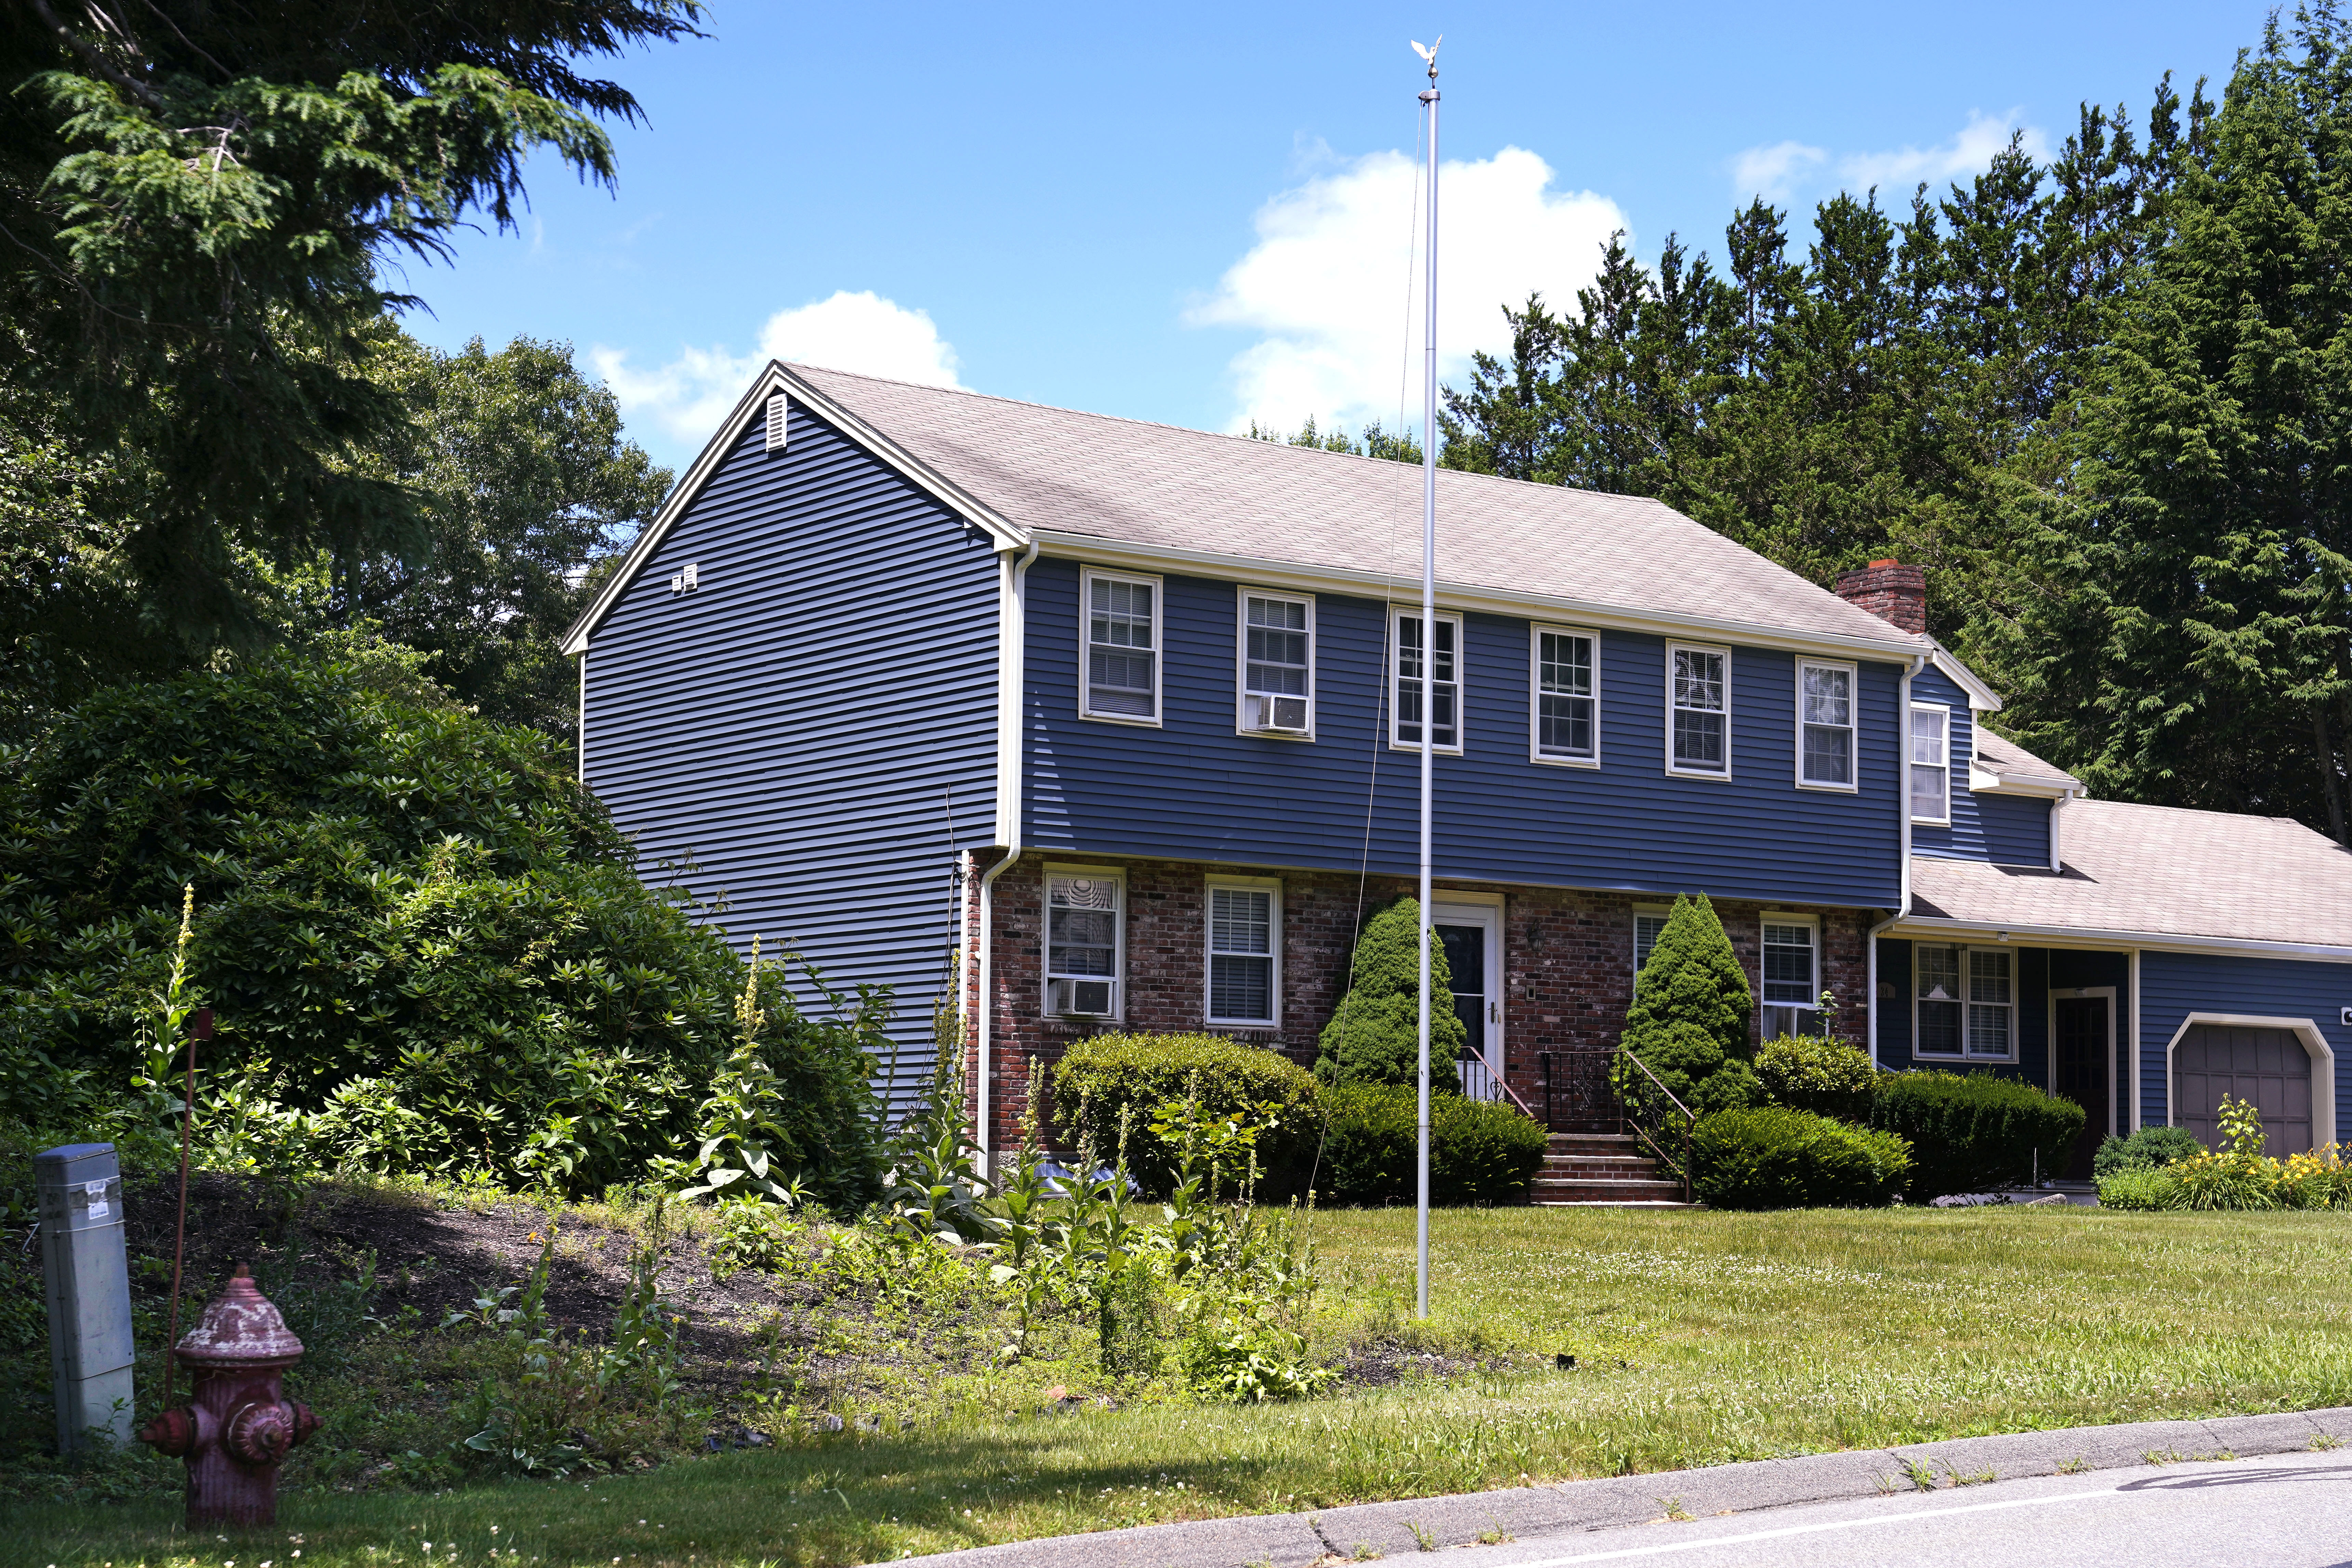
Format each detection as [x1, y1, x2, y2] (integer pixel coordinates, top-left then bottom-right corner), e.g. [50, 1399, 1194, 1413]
[1409, 32, 1442, 1323]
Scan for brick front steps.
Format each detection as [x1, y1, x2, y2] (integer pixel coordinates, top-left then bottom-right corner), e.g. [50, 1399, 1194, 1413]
[1529, 1131, 1695, 1207]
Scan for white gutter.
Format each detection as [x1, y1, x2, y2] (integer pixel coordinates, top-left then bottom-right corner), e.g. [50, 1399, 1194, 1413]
[1883, 914, 2352, 964]
[1866, 650, 1928, 1068]
[974, 539, 1039, 1177]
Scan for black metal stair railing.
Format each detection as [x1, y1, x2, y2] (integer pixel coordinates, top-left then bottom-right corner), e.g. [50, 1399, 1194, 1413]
[1538, 1046, 1697, 1204]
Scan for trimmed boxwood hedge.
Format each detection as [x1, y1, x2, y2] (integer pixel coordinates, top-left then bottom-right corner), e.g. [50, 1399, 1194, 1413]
[1870, 1069, 2085, 1199]
[1313, 1083, 1549, 1207]
[1692, 1107, 1911, 1210]
[1755, 1034, 1881, 1123]
[1050, 1032, 1319, 1195]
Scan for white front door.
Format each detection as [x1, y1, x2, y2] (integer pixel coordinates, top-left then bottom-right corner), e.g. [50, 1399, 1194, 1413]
[1433, 900, 1503, 1096]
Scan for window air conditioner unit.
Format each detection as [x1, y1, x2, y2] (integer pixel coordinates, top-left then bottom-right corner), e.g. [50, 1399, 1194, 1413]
[1049, 978, 1114, 1017]
[1247, 694, 1310, 734]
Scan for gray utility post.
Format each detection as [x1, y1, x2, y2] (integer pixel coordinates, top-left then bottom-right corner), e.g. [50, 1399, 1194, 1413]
[37, 1142, 136, 1451]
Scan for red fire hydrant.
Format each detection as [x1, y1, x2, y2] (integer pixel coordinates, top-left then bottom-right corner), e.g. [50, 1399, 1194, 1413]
[137, 1265, 321, 1526]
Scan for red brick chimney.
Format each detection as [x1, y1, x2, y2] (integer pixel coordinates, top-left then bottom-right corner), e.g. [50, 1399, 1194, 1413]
[1832, 558, 1926, 634]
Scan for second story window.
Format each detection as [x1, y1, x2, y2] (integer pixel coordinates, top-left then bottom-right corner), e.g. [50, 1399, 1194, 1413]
[1082, 569, 1159, 723]
[1046, 870, 1122, 1018]
[1798, 660, 1856, 789]
[1393, 610, 1462, 752]
[1239, 592, 1313, 736]
[1667, 643, 1730, 776]
[1532, 626, 1598, 764]
[1909, 704, 1951, 823]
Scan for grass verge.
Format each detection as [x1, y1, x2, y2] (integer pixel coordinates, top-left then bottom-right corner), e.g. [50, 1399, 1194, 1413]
[15, 1202, 2352, 1567]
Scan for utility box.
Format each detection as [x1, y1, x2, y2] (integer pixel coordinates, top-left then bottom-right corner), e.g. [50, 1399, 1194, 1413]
[36, 1142, 135, 1451]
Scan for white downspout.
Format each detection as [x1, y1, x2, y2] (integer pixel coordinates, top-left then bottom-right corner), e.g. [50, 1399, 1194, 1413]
[1866, 650, 1927, 1069]
[975, 540, 1039, 1177]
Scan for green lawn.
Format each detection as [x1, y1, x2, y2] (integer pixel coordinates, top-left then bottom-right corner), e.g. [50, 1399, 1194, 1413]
[17, 1203, 2352, 1568]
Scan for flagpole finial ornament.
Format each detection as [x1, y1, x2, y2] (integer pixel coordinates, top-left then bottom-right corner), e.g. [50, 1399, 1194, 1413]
[1411, 36, 1441, 83]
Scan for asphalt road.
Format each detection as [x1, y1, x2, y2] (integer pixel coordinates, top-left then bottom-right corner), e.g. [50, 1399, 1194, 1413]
[1437, 1449, 2352, 1568]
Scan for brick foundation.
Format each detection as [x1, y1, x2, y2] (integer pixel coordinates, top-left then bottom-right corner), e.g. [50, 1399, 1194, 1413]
[961, 852, 1872, 1154]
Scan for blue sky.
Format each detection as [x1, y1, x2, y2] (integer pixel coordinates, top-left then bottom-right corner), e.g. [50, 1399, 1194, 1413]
[402, 1, 2277, 473]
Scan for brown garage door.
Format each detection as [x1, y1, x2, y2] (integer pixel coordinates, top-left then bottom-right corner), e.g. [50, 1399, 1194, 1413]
[2174, 1025, 2312, 1155]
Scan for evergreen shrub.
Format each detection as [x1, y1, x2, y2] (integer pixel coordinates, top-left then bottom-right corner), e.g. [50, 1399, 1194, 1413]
[1619, 893, 1758, 1114]
[1313, 1083, 1549, 1206]
[1691, 1107, 1911, 1210]
[1756, 1034, 1881, 1123]
[1051, 1032, 1318, 1195]
[1871, 1070, 2085, 1199]
[2091, 1124, 2202, 1179]
[1314, 897, 1467, 1088]
[0, 655, 888, 1204]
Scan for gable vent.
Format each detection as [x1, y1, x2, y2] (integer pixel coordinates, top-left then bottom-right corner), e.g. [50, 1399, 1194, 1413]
[764, 392, 789, 452]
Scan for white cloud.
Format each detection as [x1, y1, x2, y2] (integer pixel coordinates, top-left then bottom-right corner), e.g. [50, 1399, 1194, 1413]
[1190, 146, 1628, 436]
[1732, 110, 2051, 207]
[1732, 140, 1828, 204]
[593, 290, 963, 450]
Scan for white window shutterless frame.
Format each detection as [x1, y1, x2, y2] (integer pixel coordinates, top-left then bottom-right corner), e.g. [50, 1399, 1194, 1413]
[1392, 608, 1464, 753]
[1796, 659, 1857, 791]
[1912, 942, 2016, 1062]
[1045, 868, 1124, 1019]
[1236, 590, 1314, 739]
[1759, 914, 1823, 1039]
[1909, 703, 1952, 824]
[1632, 905, 1672, 989]
[1530, 624, 1600, 766]
[1080, 568, 1162, 725]
[1205, 877, 1281, 1026]
[1666, 642, 1731, 777]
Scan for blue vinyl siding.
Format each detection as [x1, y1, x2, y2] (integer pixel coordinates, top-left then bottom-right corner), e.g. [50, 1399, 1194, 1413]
[583, 406, 1002, 1100]
[1026, 558, 1903, 906]
[2138, 950, 2352, 1141]
[1911, 667, 2053, 867]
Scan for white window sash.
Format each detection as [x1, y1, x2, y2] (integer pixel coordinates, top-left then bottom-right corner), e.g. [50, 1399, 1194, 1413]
[1909, 703, 1952, 824]
[1529, 623, 1601, 765]
[1080, 568, 1162, 725]
[1205, 878, 1281, 1025]
[1911, 943, 2015, 1060]
[1392, 609, 1463, 752]
[1044, 868, 1125, 1018]
[1235, 589, 1315, 737]
[1796, 660, 1857, 791]
[1759, 915, 1820, 1007]
[1666, 642, 1732, 777]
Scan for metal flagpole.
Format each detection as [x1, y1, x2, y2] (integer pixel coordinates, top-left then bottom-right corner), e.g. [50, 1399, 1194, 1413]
[1411, 35, 1441, 1323]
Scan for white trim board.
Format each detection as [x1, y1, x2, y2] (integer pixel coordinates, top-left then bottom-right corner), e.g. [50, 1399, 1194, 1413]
[2160, 1012, 2336, 1149]
[1886, 916, 2352, 964]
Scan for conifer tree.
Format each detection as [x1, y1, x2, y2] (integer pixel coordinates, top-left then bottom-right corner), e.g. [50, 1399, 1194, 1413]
[1620, 893, 1758, 1113]
[1315, 897, 1467, 1088]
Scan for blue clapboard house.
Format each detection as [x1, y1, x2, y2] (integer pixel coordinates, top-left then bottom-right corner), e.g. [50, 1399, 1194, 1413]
[565, 362, 2352, 1178]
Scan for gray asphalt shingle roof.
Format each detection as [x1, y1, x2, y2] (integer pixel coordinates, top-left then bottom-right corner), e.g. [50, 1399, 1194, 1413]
[1910, 799, 2352, 949]
[790, 364, 1931, 650]
[1971, 730, 2084, 791]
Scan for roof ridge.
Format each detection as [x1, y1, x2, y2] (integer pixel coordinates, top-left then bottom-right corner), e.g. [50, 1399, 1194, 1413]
[783, 359, 1673, 501]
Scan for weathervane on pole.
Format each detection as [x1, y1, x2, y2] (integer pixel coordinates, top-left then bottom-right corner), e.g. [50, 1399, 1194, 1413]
[1409, 32, 1440, 1324]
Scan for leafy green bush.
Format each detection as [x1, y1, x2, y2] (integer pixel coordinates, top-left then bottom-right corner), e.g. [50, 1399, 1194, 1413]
[1756, 1034, 1881, 1123]
[2095, 1166, 2181, 1210]
[1871, 1070, 2086, 1199]
[1314, 897, 1467, 1088]
[1312, 1083, 1548, 1206]
[1620, 894, 1758, 1114]
[1691, 1107, 1911, 1210]
[1051, 1032, 1318, 1196]
[2091, 1124, 2202, 1179]
[0, 655, 886, 1204]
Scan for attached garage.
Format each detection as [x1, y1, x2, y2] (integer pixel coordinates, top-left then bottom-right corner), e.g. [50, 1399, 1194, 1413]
[2172, 1023, 2316, 1156]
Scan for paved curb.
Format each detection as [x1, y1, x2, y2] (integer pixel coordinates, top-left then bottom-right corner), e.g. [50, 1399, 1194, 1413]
[886, 1405, 2352, 1567]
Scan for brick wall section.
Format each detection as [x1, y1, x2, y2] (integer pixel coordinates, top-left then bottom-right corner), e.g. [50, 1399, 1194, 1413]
[1831, 560, 1927, 634]
[964, 851, 1873, 1153]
